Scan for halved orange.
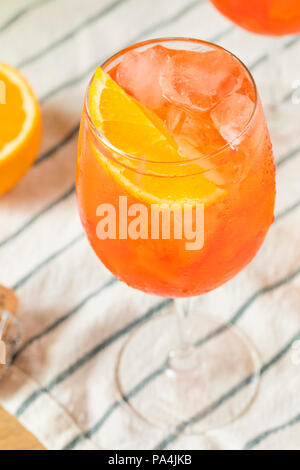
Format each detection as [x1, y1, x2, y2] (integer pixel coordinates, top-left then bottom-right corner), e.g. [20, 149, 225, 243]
[88, 67, 226, 206]
[0, 63, 41, 195]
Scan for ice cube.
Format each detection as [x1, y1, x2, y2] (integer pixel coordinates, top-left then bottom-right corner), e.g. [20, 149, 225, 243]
[165, 108, 228, 186]
[160, 49, 244, 112]
[210, 93, 254, 143]
[166, 106, 226, 155]
[239, 74, 256, 103]
[116, 45, 170, 110]
[166, 106, 186, 134]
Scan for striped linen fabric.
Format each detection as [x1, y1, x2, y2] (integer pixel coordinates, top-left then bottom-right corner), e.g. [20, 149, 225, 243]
[0, 0, 299, 450]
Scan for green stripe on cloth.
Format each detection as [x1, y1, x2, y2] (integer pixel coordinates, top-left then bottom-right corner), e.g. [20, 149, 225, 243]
[63, 265, 300, 449]
[15, 298, 172, 417]
[12, 277, 117, 361]
[16, 0, 131, 69]
[39, 3, 231, 103]
[12, 233, 84, 291]
[35, 124, 80, 166]
[0, 185, 75, 249]
[155, 328, 300, 450]
[244, 412, 300, 449]
[0, 0, 56, 33]
[250, 35, 300, 71]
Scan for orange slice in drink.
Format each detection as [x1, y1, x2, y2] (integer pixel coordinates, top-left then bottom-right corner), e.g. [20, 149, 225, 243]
[88, 67, 226, 206]
[0, 63, 41, 195]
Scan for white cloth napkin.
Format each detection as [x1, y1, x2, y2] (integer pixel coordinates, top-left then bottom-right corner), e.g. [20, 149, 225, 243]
[0, 0, 299, 450]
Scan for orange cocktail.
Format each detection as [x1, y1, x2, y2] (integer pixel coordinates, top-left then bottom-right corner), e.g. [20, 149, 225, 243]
[76, 38, 276, 432]
[76, 39, 275, 298]
[210, 0, 300, 36]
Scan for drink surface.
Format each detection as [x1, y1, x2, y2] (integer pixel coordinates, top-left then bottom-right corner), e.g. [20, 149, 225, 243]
[210, 0, 300, 36]
[76, 40, 275, 297]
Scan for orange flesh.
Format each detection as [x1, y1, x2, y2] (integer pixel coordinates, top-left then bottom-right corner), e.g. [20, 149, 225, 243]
[0, 63, 41, 195]
[210, 0, 300, 36]
[0, 71, 25, 152]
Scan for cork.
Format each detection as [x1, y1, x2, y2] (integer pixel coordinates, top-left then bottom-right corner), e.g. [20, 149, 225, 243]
[0, 285, 18, 317]
[0, 286, 19, 368]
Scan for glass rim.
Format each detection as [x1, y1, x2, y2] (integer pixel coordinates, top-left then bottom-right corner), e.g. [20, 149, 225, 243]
[84, 36, 258, 166]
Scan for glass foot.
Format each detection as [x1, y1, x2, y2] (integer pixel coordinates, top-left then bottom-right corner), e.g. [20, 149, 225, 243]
[116, 310, 260, 433]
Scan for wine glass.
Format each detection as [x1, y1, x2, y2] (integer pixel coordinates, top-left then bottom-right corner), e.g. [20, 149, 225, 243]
[76, 38, 276, 433]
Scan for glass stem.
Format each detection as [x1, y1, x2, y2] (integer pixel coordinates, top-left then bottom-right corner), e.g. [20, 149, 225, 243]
[267, 37, 283, 113]
[168, 298, 198, 372]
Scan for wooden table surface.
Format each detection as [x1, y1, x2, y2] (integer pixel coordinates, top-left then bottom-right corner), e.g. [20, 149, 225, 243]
[0, 406, 44, 450]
